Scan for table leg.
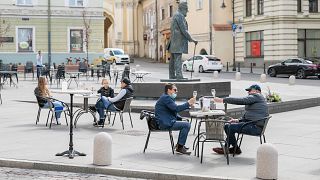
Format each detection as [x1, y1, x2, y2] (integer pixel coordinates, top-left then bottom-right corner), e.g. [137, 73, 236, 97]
[56, 94, 86, 158]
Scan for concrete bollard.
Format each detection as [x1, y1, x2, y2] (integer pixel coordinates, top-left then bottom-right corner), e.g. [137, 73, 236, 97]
[235, 72, 241, 81]
[256, 143, 278, 180]
[213, 71, 219, 79]
[260, 74, 267, 83]
[93, 132, 112, 166]
[289, 75, 295, 85]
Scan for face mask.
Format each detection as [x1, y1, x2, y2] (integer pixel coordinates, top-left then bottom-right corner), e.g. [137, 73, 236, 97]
[170, 93, 177, 99]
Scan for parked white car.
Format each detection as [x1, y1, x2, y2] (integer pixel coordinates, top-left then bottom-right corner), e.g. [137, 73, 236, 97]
[182, 55, 223, 73]
[104, 48, 130, 64]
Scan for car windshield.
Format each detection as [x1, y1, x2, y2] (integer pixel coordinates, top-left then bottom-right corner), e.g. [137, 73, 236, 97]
[305, 60, 313, 64]
[113, 50, 124, 55]
[208, 58, 220, 61]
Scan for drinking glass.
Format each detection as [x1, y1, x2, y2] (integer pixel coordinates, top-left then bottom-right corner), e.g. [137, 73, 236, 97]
[211, 89, 216, 98]
[193, 91, 197, 98]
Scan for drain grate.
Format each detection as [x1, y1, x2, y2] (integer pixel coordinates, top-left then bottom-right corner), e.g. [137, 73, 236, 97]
[116, 130, 147, 136]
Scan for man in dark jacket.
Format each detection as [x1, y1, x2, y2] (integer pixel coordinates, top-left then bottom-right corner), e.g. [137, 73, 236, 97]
[212, 84, 269, 155]
[155, 83, 195, 155]
[95, 77, 134, 126]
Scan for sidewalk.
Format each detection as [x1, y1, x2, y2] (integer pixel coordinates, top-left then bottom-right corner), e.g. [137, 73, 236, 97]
[0, 75, 319, 179]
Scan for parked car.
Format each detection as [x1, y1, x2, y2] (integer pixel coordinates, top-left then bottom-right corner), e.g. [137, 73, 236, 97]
[267, 58, 320, 79]
[182, 55, 223, 73]
[104, 48, 130, 64]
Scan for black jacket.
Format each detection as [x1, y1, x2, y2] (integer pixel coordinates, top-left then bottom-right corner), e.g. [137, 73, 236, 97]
[97, 87, 114, 98]
[113, 85, 134, 110]
[34, 87, 47, 107]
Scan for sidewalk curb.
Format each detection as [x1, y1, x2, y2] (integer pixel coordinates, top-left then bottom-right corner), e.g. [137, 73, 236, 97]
[0, 158, 239, 180]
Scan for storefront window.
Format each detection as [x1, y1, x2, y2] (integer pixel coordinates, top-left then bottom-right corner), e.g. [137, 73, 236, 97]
[246, 31, 264, 57]
[298, 29, 320, 58]
[17, 28, 33, 52]
[17, 0, 32, 5]
[70, 29, 83, 53]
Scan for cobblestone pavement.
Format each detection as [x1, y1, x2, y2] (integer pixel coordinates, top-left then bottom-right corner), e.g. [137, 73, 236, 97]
[0, 167, 146, 180]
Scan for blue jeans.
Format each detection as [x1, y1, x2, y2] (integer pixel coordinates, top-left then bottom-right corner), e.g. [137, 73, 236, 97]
[169, 121, 191, 146]
[43, 101, 63, 119]
[97, 96, 117, 120]
[224, 122, 262, 148]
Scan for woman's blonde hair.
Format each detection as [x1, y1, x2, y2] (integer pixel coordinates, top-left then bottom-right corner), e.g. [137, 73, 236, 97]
[38, 77, 50, 97]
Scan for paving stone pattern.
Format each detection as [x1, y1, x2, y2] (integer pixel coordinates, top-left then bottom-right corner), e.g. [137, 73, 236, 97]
[0, 167, 146, 180]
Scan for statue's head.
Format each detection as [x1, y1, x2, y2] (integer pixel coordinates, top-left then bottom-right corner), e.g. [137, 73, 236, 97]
[178, 2, 188, 17]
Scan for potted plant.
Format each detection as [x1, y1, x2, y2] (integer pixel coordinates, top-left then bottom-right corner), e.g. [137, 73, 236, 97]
[265, 86, 282, 103]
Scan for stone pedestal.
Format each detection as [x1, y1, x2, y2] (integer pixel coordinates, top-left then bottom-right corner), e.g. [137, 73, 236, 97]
[93, 132, 112, 166]
[256, 143, 278, 179]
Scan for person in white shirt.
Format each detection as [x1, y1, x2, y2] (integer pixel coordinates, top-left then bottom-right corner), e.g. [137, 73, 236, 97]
[36, 50, 43, 79]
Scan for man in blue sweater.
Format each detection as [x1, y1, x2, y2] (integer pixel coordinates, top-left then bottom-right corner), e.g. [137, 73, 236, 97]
[212, 84, 269, 155]
[155, 83, 196, 155]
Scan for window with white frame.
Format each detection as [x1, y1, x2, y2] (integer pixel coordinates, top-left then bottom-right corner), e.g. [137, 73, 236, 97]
[257, 0, 264, 15]
[17, 28, 34, 52]
[161, 8, 165, 20]
[16, 0, 32, 6]
[69, 0, 84, 7]
[69, 29, 83, 52]
[196, 0, 203, 10]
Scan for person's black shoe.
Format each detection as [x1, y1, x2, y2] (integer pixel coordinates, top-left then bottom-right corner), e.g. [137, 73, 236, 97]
[175, 144, 189, 150]
[176, 146, 191, 155]
[89, 106, 96, 112]
[229, 146, 242, 155]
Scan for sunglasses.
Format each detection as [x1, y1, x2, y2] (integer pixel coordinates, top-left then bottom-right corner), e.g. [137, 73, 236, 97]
[172, 89, 178, 92]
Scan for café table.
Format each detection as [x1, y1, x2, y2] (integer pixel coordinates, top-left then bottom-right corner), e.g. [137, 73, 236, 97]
[51, 89, 91, 159]
[0, 71, 18, 88]
[131, 71, 150, 82]
[189, 109, 226, 157]
[73, 93, 99, 128]
[66, 72, 82, 88]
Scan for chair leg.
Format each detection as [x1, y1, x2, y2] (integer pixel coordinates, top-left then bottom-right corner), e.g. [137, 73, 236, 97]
[112, 112, 117, 126]
[46, 110, 51, 127]
[64, 111, 68, 126]
[36, 108, 41, 125]
[233, 133, 241, 157]
[49, 112, 54, 128]
[143, 131, 151, 153]
[120, 112, 124, 130]
[260, 136, 263, 144]
[263, 134, 266, 143]
[193, 118, 199, 134]
[200, 141, 205, 163]
[239, 134, 244, 148]
[169, 131, 175, 154]
[222, 141, 229, 165]
[129, 111, 133, 128]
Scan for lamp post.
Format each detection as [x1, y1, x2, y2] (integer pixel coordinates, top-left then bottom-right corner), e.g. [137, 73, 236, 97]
[221, 0, 236, 71]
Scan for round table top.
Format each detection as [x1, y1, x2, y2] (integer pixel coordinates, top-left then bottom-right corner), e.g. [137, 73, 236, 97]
[189, 109, 225, 117]
[51, 89, 92, 95]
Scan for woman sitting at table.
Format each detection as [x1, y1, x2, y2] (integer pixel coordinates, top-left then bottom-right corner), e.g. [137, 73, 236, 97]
[89, 78, 114, 113]
[34, 77, 64, 125]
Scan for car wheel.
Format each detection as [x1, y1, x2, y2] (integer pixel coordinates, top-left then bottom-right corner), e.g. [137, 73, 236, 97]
[218, 70, 221, 73]
[183, 65, 187, 72]
[268, 68, 277, 77]
[199, 65, 204, 73]
[296, 69, 306, 79]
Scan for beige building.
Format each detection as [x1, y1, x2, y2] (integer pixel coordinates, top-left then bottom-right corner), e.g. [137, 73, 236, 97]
[138, 0, 233, 64]
[233, 0, 320, 67]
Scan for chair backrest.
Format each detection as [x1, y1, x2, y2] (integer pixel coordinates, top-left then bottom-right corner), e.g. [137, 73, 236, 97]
[34, 94, 53, 109]
[205, 118, 226, 141]
[122, 97, 133, 112]
[261, 116, 272, 135]
[140, 110, 160, 131]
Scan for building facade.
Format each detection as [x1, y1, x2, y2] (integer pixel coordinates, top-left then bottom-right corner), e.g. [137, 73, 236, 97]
[0, 0, 106, 64]
[234, 0, 320, 67]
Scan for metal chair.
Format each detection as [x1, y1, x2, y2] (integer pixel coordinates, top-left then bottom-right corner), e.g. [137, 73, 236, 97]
[111, 97, 133, 130]
[24, 61, 34, 80]
[194, 117, 231, 164]
[233, 116, 272, 157]
[140, 110, 176, 154]
[35, 95, 69, 128]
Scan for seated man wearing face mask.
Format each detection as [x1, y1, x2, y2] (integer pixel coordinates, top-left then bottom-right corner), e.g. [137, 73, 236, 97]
[155, 83, 196, 155]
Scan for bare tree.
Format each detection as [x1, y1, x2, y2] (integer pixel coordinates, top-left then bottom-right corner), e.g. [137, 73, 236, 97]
[0, 14, 10, 46]
[82, 10, 92, 63]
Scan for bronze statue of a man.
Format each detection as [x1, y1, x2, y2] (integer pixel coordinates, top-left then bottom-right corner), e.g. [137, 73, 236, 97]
[167, 2, 198, 79]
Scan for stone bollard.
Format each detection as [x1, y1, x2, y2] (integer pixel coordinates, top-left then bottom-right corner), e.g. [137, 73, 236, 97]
[256, 143, 278, 180]
[93, 132, 112, 166]
[213, 71, 219, 79]
[235, 72, 241, 81]
[289, 75, 295, 85]
[260, 74, 267, 83]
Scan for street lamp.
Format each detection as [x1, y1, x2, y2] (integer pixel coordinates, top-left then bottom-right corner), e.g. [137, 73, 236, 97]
[221, 0, 236, 71]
